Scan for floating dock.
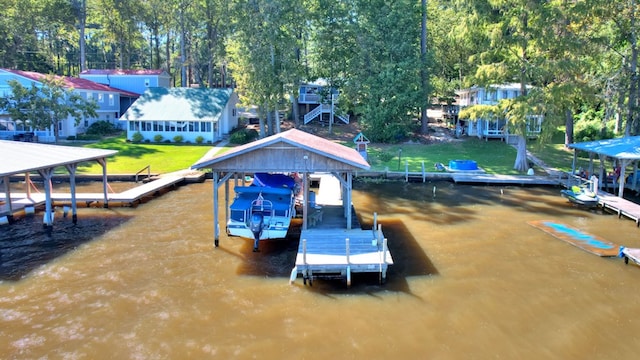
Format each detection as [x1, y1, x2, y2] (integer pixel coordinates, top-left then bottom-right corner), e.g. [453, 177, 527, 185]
[289, 174, 393, 287]
[528, 220, 619, 257]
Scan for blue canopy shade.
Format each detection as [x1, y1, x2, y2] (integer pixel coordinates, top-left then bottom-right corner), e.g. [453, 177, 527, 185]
[568, 136, 640, 160]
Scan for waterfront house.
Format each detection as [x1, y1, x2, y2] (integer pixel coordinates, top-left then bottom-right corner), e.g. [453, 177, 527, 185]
[0, 69, 139, 142]
[456, 83, 542, 140]
[79, 69, 170, 101]
[298, 81, 349, 125]
[120, 87, 238, 144]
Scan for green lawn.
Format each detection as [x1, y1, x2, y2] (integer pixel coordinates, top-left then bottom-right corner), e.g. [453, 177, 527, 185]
[75, 131, 586, 176]
[367, 130, 591, 175]
[77, 136, 212, 174]
[366, 137, 521, 174]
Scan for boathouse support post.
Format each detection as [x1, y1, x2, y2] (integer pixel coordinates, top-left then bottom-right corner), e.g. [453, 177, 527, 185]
[588, 154, 595, 184]
[618, 159, 632, 197]
[347, 172, 353, 229]
[213, 171, 220, 247]
[302, 172, 309, 230]
[96, 158, 109, 208]
[25, 172, 31, 198]
[65, 164, 79, 224]
[225, 176, 230, 225]
[598, 154, 606, 191]
[37, 167, 55, 228]
[2, 176, 12, 221]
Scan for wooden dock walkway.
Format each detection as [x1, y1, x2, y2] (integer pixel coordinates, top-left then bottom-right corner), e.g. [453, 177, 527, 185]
[0, 172, 197, 218]
[597, 190, 640, 226]
[289, 174, 394, 287]
[451, 173, 561, 186]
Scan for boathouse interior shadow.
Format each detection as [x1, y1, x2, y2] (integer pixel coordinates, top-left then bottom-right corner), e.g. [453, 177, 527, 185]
[0, 211, 132, 281]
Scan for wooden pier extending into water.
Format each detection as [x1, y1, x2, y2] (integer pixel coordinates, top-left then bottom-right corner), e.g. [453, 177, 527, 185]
[0, 171, 203, 218]
[597, 190, 640, 226]
[289, 174, 394, 287]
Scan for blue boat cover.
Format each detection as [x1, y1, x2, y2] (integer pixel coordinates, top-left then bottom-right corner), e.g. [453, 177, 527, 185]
[252, 173, 296, 189]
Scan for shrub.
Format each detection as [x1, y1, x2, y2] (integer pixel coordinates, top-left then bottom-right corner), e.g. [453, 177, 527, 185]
[76, 134, 101, 141]
[574, 119, 614, 142]
[378, 151, 394, 162]
[195, 135, 205, 144]
[131, 132, 144, 143]
[86, 121, 119, 135]
[66, 136, 76, 140]
[229, 128, 259, 144]
[153, 134, 164, 142]
[173, 135, 184, 143]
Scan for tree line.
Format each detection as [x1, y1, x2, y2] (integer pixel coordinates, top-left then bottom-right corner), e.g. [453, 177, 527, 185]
[1, 1, 638, 163]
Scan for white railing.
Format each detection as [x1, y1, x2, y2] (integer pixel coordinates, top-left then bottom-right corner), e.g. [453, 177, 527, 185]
[303, 104, 350, 124]
[303, 105, 324, 124]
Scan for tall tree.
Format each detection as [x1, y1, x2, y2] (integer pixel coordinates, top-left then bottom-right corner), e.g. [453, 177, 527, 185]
[0, 77, 97, 142]
[347, 0, 423, 142]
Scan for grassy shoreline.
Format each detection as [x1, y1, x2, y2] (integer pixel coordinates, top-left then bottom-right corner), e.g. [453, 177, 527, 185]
[73, 130, 585, 176]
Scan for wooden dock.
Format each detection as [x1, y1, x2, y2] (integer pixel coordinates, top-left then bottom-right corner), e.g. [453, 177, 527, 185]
[0, 172, 197, 218]
[597, 190, 640, 226]
[289, 174, 394, 287]
[452, 173, 561, 186]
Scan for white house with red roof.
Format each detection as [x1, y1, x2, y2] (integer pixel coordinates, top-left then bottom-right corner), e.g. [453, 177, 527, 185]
[0, 69, 138, 142]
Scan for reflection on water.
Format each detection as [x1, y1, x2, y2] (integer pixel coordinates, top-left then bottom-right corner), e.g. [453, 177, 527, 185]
[1, 180, 639, 359]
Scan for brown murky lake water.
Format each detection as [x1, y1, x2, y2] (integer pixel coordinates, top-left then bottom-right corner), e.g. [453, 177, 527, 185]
[1, 180, 639, 359]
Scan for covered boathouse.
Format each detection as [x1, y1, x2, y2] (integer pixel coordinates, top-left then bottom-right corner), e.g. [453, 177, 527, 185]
[191, 128, 394, 286]
[0, 140, 117, 226]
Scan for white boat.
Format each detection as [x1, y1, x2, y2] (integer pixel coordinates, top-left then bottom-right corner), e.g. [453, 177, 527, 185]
[227, 186, 296, 252]
[619, 246, 640, 266]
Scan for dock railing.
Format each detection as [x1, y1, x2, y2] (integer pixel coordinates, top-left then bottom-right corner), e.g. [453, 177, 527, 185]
[135, 165, 151, 183]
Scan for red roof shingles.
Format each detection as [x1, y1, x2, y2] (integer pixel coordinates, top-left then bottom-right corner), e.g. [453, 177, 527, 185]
[194, 128, 370, 170]
[2, 69, 139, 97]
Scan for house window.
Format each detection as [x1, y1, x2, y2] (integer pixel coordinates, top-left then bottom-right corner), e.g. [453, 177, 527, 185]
[87, 92, 92, 100]
[98, 93, 104, 103]
[502, 90, 508, 99]
[84, 120, 89, 127]
[232, 109, 236, 117]
[109, 94, 114, 106]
